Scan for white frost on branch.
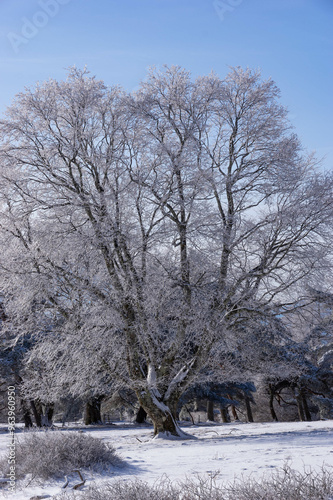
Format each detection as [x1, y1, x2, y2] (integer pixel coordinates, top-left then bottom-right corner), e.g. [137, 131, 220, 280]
[164, 358, 196, 401]
[147, 363, 162, 399]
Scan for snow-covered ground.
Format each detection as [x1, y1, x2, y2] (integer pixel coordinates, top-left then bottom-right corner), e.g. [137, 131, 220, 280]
[0, 419, 332, 499]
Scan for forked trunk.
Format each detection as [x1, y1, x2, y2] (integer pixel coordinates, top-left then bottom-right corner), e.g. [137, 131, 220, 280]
[137, 390, 188, 438]
[151, 410, 180, 436]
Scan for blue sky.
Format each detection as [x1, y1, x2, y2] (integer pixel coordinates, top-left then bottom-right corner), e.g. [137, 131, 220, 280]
[0, 0, 332, 169]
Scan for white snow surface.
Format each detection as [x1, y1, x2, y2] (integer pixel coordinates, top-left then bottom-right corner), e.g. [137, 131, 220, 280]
[0, 419, 332, 499]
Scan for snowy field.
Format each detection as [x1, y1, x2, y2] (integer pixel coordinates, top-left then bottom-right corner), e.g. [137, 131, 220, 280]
[0, 419, 332, 499]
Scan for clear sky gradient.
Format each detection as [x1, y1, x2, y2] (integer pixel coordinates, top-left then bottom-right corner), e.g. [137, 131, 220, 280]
[0, 0, 332, 169]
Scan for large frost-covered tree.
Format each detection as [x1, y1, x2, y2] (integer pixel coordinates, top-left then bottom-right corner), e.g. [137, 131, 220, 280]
[0, 66, 332, 436]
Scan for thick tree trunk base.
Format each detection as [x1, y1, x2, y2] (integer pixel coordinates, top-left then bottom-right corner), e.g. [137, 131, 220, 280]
[137, 391, 194, 439]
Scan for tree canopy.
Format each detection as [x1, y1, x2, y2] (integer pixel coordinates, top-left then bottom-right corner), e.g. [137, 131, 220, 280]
[0, 66, 332, 435]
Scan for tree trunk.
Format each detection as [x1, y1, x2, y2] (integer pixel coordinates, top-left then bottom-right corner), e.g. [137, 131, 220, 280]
[227, 394, 239, 421]
[301, 392, 311, 421]
[84, 396, 104, 425]
[22, 408, 33, 428]
[296, 394, 306, 421]
[20, 398, 33, 428]
[230, 405, 239, 421]
[244, 396, 254, 423]
[268, 384, 278, 422]
[168, 394, 181, 421]
[135, 406, 147, 424]
[41, 404, 54, 427]
[30, 400, 42, 427]
[185, 405, 195, 425]
[207, 400, 215, 421]
[137, 391, 187, 437]
[220, 405, 230, 423]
